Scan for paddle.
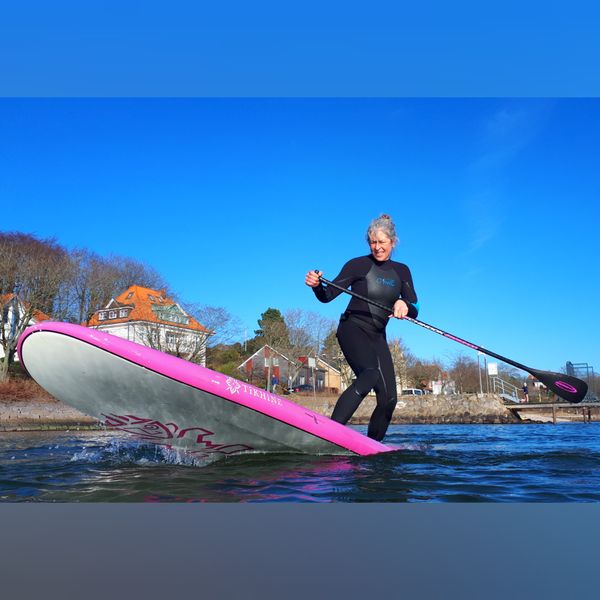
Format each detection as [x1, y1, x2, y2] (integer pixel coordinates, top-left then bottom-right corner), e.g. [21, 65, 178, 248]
[316, 272, 588, 403]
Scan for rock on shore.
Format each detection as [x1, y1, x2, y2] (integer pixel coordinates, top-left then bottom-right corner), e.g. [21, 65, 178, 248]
[0, 399, 99, 431]
[293, 392, 520, 424]
[0, 392, 519, 432]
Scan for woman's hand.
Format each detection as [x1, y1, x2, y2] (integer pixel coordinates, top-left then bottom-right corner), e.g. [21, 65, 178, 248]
[390, 299, 409, 319]
[305, 270, 322, 288]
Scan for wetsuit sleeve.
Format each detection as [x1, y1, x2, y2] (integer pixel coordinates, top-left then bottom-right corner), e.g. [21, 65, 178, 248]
[399, 265, 419, 319]
[312, 259, 360, 303]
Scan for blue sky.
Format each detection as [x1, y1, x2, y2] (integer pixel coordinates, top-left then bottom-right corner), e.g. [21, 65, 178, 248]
[1, 98, 598, 375]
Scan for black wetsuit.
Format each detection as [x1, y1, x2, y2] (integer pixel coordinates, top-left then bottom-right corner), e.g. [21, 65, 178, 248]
[313, 255, 419, 441]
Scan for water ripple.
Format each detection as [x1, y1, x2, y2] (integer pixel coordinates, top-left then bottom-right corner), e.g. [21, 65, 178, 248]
[2, 424, 600, 502]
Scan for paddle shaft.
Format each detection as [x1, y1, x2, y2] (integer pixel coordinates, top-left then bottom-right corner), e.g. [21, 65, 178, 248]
[315, 272, 588, 402]
[318, 275, 537, 374]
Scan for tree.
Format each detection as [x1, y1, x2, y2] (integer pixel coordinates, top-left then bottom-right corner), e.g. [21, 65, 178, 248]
[388, 337, 412, 391]
[184, 304, 242, 348]
[286, 309, 336, 356]
[321, 327, 353, 390]
[284, 308, 315, 355]
[164, 329, 208, 364]
[206, 342, 245, 376]
[279, 309, 337, 389]
[405, 355, 444, 391]
[448, 353, 480, 394]
[70, 249, 169, 325]
[253, 308, 291, 391]
[254, 308, 289, 342]
[69, 248, 121, 324]
[133, 319, 209, 364]
[110, 255, 167, 293]
[320, 329, 340, 366]
[0, 232, 71, 380]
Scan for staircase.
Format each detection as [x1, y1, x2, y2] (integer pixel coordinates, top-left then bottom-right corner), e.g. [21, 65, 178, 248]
[491, 376, 520, 403]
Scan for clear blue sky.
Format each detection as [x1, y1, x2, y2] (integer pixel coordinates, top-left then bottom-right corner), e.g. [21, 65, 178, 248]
[1, 98, 598, 375]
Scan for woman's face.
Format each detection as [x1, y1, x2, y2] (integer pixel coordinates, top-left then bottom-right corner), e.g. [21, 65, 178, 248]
[368, 230, 395, 262]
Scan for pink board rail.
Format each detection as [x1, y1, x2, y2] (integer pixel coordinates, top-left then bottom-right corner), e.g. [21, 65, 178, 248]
[18, 322, 392, 457]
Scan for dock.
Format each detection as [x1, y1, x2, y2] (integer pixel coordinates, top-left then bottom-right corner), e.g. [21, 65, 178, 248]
[505, 401, 599, 423]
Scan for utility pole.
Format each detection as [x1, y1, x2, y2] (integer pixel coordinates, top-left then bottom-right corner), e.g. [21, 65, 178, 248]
[483, 356, 489, 393]
[478, 351, 483, 395]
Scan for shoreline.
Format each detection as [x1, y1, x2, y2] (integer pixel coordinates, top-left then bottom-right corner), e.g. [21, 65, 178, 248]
[0, 393, 596, 432]
[0, 399, 100, 432]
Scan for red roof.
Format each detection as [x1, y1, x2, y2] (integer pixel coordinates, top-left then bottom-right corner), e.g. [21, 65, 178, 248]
[0, 293, 51, 322]
[87, 285, 210, 333]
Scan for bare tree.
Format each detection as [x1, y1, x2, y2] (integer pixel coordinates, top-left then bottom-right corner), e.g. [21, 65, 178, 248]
[110, 255, 167, 292]
[448, 353, 480, 394]
[388, 337, 412, 391]
[284, 309, 336, 356]
[321, 328, 352, 390]
[280, 309, 338, 389]
[126, 296, 212, 365]
[69, 249, 169, 325]
[69, 248, 121, 324]
[405, 355, 444, 391]
[184, 304, 242, 348]
[284, 308, 314, 355]
[163, 327, 209, 364]
[0, 233, 71, 380]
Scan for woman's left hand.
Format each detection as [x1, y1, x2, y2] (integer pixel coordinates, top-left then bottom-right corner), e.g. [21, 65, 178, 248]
[390, 299, 409, 319]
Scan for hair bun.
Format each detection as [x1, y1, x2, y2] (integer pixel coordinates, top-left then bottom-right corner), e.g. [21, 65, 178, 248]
[366, 214, 398, 245]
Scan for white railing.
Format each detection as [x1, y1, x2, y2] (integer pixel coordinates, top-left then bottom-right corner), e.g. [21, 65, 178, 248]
[491, 376, 520, 401]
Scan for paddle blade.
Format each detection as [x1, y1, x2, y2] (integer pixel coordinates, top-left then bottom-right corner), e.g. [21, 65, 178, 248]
[531, 370, 588, 403]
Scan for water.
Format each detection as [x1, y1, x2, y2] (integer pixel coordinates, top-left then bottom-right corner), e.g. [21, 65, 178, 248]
[1, 423, 600, 502]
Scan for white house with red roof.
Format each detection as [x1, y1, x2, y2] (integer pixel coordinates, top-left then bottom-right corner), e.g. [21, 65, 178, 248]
[87, 285, 212, 365]
[0, 293, 50, 361]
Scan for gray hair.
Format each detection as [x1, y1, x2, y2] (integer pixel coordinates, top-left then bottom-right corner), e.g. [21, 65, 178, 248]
[366, 214, 397, 245]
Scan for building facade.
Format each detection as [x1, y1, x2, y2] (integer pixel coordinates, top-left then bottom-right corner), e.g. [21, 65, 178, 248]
[86, 285, 211, 365]
[239, 345, 343, 393]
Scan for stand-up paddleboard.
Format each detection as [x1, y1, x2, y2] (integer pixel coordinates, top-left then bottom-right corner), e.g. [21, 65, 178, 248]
[17, 322, 392, 460]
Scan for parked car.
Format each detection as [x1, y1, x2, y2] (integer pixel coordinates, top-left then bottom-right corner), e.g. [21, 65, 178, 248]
[401, 388, 424, 396]
[289, 384, 314, 393]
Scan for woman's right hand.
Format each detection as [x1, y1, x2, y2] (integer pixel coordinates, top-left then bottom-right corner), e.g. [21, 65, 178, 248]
[305, 270, 323, 288]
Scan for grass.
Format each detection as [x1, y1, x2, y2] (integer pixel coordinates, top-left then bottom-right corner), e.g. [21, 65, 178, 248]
[0, 377, 57, 402]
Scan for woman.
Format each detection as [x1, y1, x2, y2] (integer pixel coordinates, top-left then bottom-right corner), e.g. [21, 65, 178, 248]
[305, 214, 419, 441]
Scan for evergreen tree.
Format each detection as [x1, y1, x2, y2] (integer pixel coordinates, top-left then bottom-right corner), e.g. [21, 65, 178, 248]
[254, 307, 290, 348]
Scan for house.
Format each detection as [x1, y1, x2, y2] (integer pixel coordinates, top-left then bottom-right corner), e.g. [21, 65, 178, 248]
[86, 285, 212, 365]
[238, 345, 297, 390]
[297, 356, 343, 393]
[0, 293, 50, 361]
[238, 345, 343, 393]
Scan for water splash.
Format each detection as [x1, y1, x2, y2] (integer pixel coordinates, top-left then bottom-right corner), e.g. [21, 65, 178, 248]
[69, 436, 221, 468]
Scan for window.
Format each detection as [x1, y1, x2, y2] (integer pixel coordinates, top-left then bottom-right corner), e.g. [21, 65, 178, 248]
[148, 294, 156, 301]
[153, 305, 189, 325]
[166, 331, 181, 345]
[126, 292, 133, 300]
[108, 310, 117, 319]
[98, 312, 106, 321]
[119, 309, 128, 318]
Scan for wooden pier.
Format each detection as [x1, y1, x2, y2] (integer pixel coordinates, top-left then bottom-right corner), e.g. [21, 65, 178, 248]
[505, 401, 599, 424]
